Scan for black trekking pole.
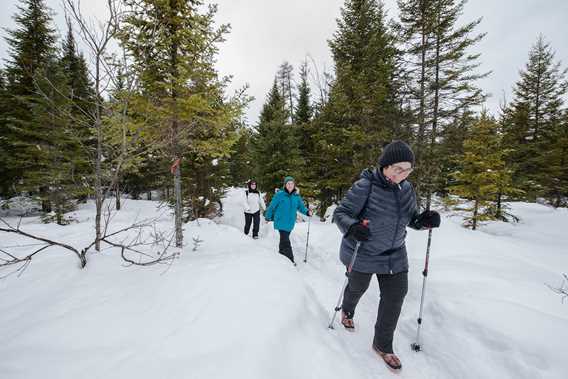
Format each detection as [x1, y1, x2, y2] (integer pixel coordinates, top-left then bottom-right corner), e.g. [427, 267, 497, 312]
[303, 213, 311, 263]
[328, 220, 368, 329]
[411, 228, 433, 352]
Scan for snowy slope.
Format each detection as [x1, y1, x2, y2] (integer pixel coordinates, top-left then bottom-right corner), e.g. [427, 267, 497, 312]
[1, 189, 567, 379]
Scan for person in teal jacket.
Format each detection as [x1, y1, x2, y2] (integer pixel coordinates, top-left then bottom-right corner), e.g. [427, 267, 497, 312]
[264, 176, 311, 264]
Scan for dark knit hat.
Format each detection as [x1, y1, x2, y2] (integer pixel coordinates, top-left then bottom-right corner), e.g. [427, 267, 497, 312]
[378, 140, 415, 167]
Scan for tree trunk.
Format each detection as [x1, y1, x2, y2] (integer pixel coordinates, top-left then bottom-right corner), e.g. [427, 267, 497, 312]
[174, 164, 183, 247]
[415, 4, 428, 208]
[169, 0, 183, 248]
[94, 53, 103, 252]
[115, 184, 121, 211]
[496, 191, 502, 219]
[472, 199, 479, 230]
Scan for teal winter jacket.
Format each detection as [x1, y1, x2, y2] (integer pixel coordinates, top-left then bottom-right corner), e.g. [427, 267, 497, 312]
[265, 189, 308, 232]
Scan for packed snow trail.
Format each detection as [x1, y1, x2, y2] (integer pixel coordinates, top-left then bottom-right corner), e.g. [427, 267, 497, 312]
[222, 188, 568, 379]
[1, 189, 567, 378]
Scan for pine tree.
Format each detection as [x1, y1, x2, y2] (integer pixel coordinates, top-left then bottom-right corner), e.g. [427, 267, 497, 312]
[32, 59, 86, 224]
[328, 0, 399, 167]
[0, 69, 10, 195]
[450, 114, 515, 230]
[501, 36, 568, 202]
[294, 60, 318, 197]
[396, 0, 488, 208]
[544, 111, 568, 207]
[59, 20, 95, 122]
[251, 81, 303, 198]
[120, 1, 244, 233]
[276, 61, 295, 123]
[228, 125, 254, 186]
[295, 60, 313, 125]
[437, 108, 475, 194]
[2, 0, 57, 197]
[308, 0, 400, 212]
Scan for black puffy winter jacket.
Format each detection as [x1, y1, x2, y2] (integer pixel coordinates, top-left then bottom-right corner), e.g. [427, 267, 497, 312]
[333, 168, 421, 274]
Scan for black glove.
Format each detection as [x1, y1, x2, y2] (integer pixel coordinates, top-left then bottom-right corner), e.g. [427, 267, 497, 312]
[416, 210, 441, 229]
[347, 222, 370, 241]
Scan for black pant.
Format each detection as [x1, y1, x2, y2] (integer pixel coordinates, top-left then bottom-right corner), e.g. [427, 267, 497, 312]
[244, 211, 260, 237]
[278, 230, 294, 263]
[341, 270, 408, 354]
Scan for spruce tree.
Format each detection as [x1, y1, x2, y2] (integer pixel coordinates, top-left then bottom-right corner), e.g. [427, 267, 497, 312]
[294, 60, 317, 197]
[0, 70, 10, 195]
[59, 20, 95, 123]
[276, 61, 295, 123]
[120, 1, 244, 231]
[544, 111, 568, 207]
[328, 0, 398, 167]
[501, 36, 568, 202]
[2, 0, 57, 196]
[251, 81, 303, 198]
[396, 0, 488, 208]
[228, 125, 254, 186]
[295, 60, 313, 125]
[450, 114, 515, 230]
[309, 0, 400, 212]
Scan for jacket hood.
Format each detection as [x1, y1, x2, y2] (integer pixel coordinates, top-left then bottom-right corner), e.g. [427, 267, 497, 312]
[360, 168, 403, 190]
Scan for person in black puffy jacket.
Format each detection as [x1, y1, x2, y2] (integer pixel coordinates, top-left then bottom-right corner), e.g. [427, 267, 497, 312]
[332, 140, 440, 371]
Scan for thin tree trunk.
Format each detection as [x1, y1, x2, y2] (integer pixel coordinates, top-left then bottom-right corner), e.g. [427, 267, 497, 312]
[94, 50, 104, 252]
[169, 0, 183, 248]
[416, 4, 428, 208]
[496, 191, 502, 219]
[472, 199, 479, 230]
[426, 24, 441, 211]
[115, 183, 121, 210]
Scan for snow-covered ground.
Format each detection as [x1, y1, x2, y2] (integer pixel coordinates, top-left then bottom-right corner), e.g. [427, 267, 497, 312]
[1, 189, 567, 379]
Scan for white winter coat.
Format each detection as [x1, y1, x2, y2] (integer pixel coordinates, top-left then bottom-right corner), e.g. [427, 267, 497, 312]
[243, 190, 266, 214]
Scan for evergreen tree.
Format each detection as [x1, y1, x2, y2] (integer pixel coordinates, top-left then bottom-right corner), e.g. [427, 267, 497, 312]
[276, 61, 295, 123]
[32, 59, 86, 224]
[251, 81, 303, 198]
[450, 114, 515, 230]
[327, 0, 399, 167]
[0, 69, 10, 195]
[59, 20, 95, 122]
[544, 110, 568, 207]
[501, 36, 568, 202]
[2, 0, 57, 196]
[309, 0, 400, 212]
[437, 108, 475, 194]
[396, 0, 488, 207]
[120, 1, 244, 232]
[294, 60, 317, 197]
[228, 125, 254, 186]
[295, 60, 313, 125]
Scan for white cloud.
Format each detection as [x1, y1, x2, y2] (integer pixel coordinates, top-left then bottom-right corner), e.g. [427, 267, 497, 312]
[1, 0, 567, 124]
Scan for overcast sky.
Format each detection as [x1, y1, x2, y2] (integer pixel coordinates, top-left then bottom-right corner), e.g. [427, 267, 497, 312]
[1, 0, 567, 124]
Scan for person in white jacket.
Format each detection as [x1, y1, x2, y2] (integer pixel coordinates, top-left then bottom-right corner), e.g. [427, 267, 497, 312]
[243, 180, 266, 239]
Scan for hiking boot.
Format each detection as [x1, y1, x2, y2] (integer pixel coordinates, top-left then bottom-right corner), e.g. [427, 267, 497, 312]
[341, 310, 355, 330]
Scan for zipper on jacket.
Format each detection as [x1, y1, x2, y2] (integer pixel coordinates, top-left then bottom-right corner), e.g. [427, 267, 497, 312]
[391, 184, 402, 249]
[388, 185, 402, 275]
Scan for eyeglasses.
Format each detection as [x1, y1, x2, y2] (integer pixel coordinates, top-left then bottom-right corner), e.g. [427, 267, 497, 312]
[391, 165, 413, 175]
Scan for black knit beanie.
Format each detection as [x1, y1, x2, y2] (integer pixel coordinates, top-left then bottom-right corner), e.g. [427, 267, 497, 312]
[378, 140, 415, 168]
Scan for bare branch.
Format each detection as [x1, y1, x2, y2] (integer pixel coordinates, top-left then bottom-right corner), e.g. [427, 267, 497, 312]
[546, 273, 568, 303]
[0, 217, 87, 269]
